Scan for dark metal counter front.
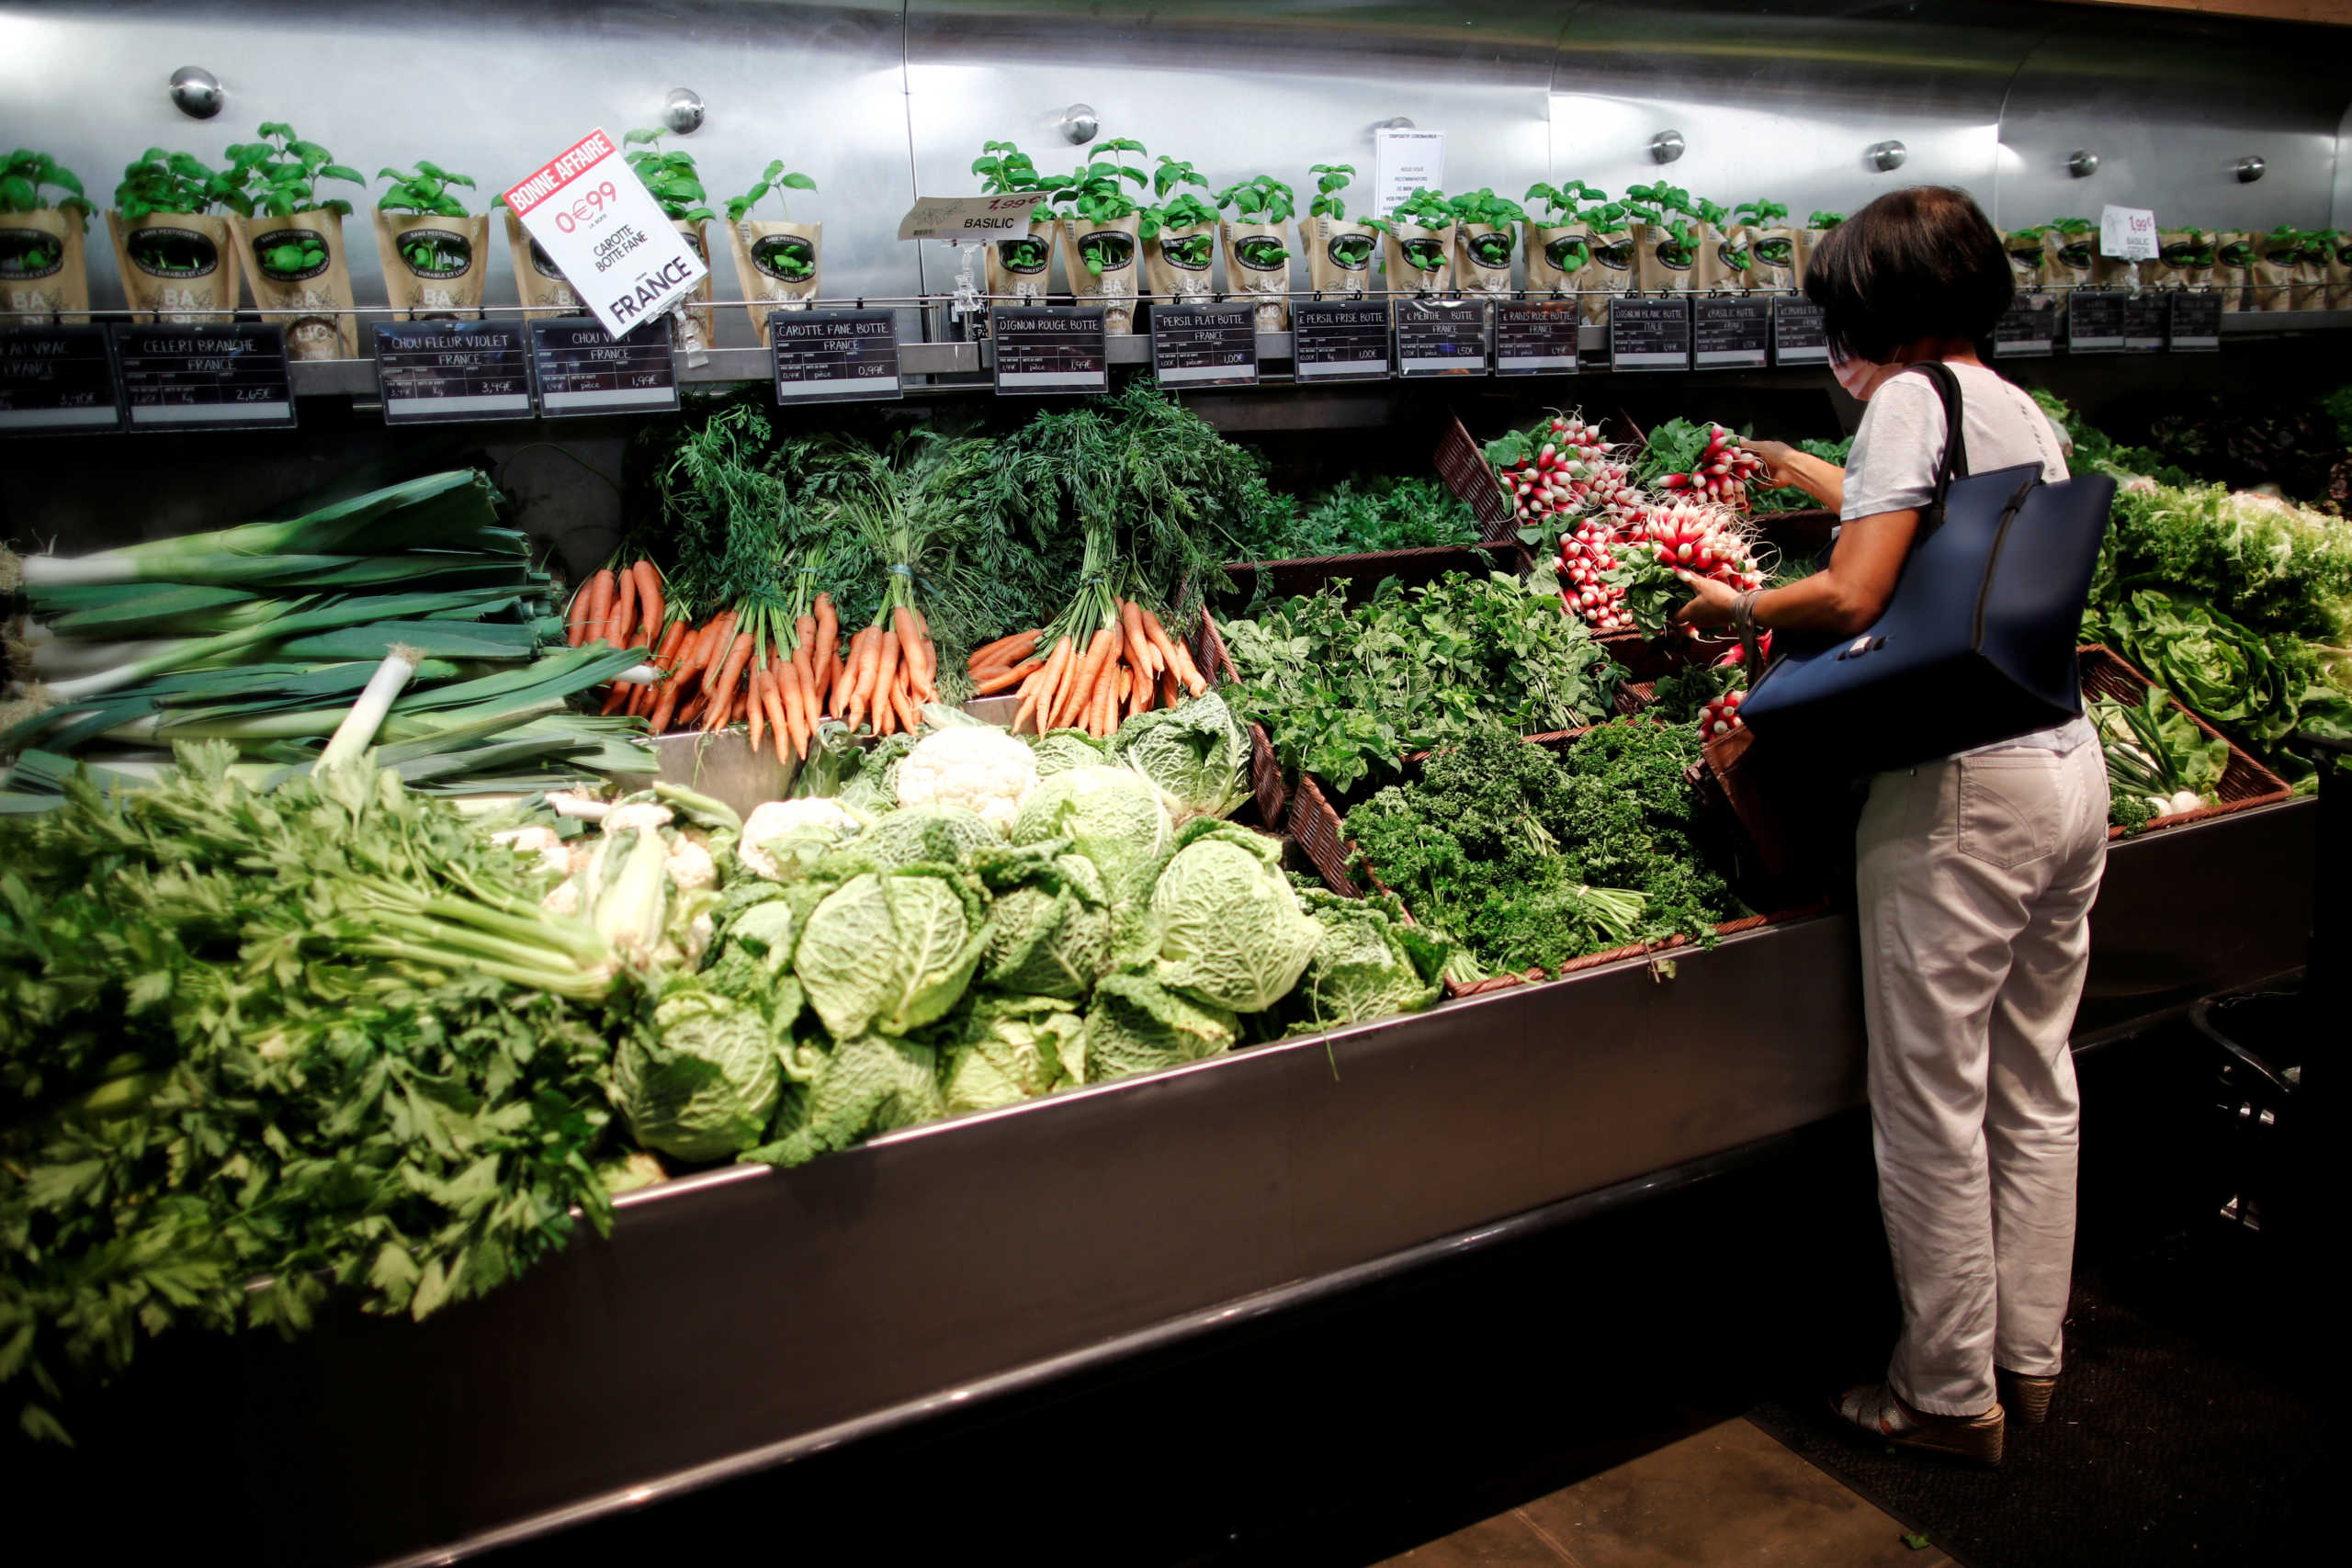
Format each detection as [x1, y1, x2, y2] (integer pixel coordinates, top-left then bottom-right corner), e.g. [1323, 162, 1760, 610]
[44, 798, 2318, 1567]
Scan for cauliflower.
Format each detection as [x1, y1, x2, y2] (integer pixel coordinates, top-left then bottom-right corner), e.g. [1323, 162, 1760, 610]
[601, 801, 676, 834]
[740, 796, 864, 881]
[665, 839, 717, 891]
[491, 824, 571, 878]
[895, 727, 1040, 830]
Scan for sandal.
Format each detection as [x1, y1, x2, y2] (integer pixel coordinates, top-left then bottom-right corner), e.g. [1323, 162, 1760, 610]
[1835, 1382, 2005, 1466]
[1997, 1367, 2057, 1426]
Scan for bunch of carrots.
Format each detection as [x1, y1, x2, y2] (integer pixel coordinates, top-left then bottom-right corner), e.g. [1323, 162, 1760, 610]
[565, 558, 665, 653]
[977, 595, 1208, 739]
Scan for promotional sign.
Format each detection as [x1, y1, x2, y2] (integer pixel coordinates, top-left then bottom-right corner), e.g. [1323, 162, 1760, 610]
[2168, 290, 2222, 351]
[989, 306, 1108, 394]
[1292, 299, 1392, 382]
[1148, 302, 1258, 387]
[502, 129, 707, 340]
[529, 316, 678, 416]
[896, 193, 1051, 243]
[371, 320, 534, 424]
[0, 324, 121, 434]
[1692, 297, 1770, 368]
[2099, 205, 2159, 262]
[1770, 296, 1829, 365]
[111, 322, 295, 430]
[1372, 129, 1445, 220]
[1608, 296, 1690, 369]
[1492, 299, 1581, 375]
[771, 309, 903, 403]
[1993, 299, 2056, 358]
[2065, 290, 2126, 354]
[1394, 298, 1488, 377]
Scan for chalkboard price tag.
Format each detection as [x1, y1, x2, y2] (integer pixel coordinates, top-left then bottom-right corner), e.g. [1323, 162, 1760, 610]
[1149, 302, 1258, 387]
[1771, 296, 1828, 365]
[1492, 299, 1581, 376]
[1394, 298, 1490, 377]
[2122, 293, 2167, 353]
[2065, 290, 2126, 354]
[1292, 299, 1392, 381]
[0, 324, 121, 435]
[1993, 298, 2056, 358]
[1608, 296, 1690, 369]
[371, 320, 534, 424]
[990, 306, 1108, 394]
[2168, 291, 2222, 352]
[1692, 296, 1770, 369]
[530, 316, 678, 417]
[771, 309, 903, 403]
[111, 322, 295, 431]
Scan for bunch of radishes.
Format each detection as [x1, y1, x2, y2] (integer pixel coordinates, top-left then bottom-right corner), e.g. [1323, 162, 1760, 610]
[1495, 412, 1636, 525]
[1557, 516, 1635, 633]
[1655, 424, 1770, 510]
[1632, 499, 1766, 593]
[1700, 686, 1744, 738]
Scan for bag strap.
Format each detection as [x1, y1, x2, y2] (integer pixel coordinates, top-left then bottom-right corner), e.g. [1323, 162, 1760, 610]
[1907, 360, 1970, 542]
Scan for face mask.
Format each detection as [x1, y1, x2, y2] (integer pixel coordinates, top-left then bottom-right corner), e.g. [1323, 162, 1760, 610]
[1830, 347, 1881, 400]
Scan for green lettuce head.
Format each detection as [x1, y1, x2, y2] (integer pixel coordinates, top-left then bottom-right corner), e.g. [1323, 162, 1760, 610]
[745, 1031, 945, 1168]
[1082, 970, 1239, 1082]
[1009, 764, 1174, 907]
[1276, 888, 1459, 1032]
[615, 978, 782, 1161]
[940, 992, 1085, 1111]
[979, 846, 1114, 999]
[845, 803, 1002, 871]
[1028, 727, 1108, 777]
[794, 865, 991, 1038]
[1148, 820, 1321, 1012]
[1107, 691, 1250, 821]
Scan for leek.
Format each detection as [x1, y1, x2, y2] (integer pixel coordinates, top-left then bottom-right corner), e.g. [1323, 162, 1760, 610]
[314, 645, 424, 773]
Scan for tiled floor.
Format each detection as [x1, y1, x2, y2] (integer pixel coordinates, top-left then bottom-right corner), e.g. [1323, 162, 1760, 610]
[1380, 1417, 1955, 1568]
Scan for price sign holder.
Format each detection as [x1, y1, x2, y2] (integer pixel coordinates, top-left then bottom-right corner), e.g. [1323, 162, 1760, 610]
[2169, 291, 2222, 352]
[1608, 296, 1690, 370]
[1692, 296, 1770, 369]
[529, 316, 679, 417]
[0, 324, 122, 434]
[1993, 298, 2056, 358]
[2065, 290, 2126, 354]
[1292, 299, 1392, 382]
[2122, 293, 2167, 353]
[990, 306, 1108, 395]
[111, 322, 295, 431]
[771, 310, 903, 403]
[1394, 298, 1490, 377]
[1493, 299, 1581, 376]
[1771, 296, 1829, 366]
[1148, 302, 1258, 388]
[371, 320, 534, 424]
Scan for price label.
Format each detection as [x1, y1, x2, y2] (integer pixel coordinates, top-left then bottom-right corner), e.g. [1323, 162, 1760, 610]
[1149, 302, 1258, 387]
[895, 193, 1050, 243]
[1608, 296, 1690, 369]
[2169, 290, 2222, 351]
[1493, 299, 1581, 376]
[371, 320, 534, 423]
[1771, 296, 1829, 365]
[1395, 298, 1489, 377]
[2065, 290, 2127, 354]
[2100, 205, 2159, 262]
[990, 306, 1107, 395]
[502, 129, 707, 340]
[1693, 296, 1770, 369]
[772, 310, 902, 403]
[111, 322, 295, 431]
[0, 325, 121, 434]
[1293, 299, 1392, 381]
[529, 316, 678, 416]
[1993, 299, 2056, 358]
[2122, 293, 2167, 353]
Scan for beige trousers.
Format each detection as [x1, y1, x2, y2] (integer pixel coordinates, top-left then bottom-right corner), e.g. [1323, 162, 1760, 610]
[1855, 723, 2109, 1416]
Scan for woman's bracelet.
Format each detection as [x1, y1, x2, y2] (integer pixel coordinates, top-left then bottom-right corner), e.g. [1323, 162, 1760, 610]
[1734, 590, 1761, 671]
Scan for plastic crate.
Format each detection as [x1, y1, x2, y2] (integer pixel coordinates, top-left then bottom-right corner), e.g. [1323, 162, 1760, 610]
[2081, 644, 2294, 838]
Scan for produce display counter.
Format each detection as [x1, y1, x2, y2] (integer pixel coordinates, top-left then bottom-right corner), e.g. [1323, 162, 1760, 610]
[102, 796, 2312, 1568]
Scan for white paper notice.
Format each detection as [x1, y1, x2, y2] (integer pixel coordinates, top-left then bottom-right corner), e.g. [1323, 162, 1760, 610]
[897, 192, 1050, 243]
[503, 130, 707, 340]
[2099, 204, 2159, 262]
[1373, 130, 1446, 220]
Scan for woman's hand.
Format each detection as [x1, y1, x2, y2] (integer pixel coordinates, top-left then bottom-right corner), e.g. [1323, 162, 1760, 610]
[1740, 436, 1804, 491]
[1672, 570, 1740, 629]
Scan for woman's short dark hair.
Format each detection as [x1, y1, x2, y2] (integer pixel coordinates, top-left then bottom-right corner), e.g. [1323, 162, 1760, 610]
[1803, 186, 2013, 364]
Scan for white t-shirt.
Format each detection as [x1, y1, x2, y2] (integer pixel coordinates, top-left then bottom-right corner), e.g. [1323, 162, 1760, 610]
[1839, 362, 2088, 759]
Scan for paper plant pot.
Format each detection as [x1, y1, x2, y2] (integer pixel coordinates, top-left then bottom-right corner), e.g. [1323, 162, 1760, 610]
[2047, 229, 2098, 318]
[233, 209, 357, 358]
[2328, 234, 2352, 310]
[1747, 226, 1801, 294]
[373, 211, 491, 320]
[107, 209, 240, 323]
[1146, 222, 1218, 304]
[1634, 222, 1699, 295]
[671, 219, 717, 354]
[1221, 220, 1292, 331]
[2153, 231, 2216, 292]
[1573, 231, 1637, 323]
[2004, 231, 2054, 310]
[0, 208, 90, 323]
[2212, 232, 2259, 311]
[1521, 224, 1586, 299]
[983, 215, 1053, 316]
[729, 218, 820, 341]
[1381, 221, 1453, 297]
[2250, 233, 2323, 311]
[1699, 224, 1755, 292]
[502, 207, 582, 319]
[1302, 216, 1375, 298]
[1455, 222, 1514, 299]
[1061, 212, 1141, 333]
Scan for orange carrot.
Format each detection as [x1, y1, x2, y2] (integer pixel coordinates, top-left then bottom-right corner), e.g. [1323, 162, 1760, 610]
[705, 632, 754, 732]
[813, 592, 840, 689]
[889, 606, 925, 701]
[907, 605, 937, 691]
[972, 657, 1044, 695]
[566, 581, 594, 647]
[840, 627, 874, 728]
[633, 561, 664, 648]
[868, 620, 900, 730]
[610, 563, 638, 650]
[747, 666, 769, 752]
[582, 569, 617, 646]
[967, 628, 1039, 671]
[1051, 626, 1108, 729]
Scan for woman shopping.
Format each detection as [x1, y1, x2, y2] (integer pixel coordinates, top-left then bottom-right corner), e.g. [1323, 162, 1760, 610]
[1672, 186, 2107, 1468]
